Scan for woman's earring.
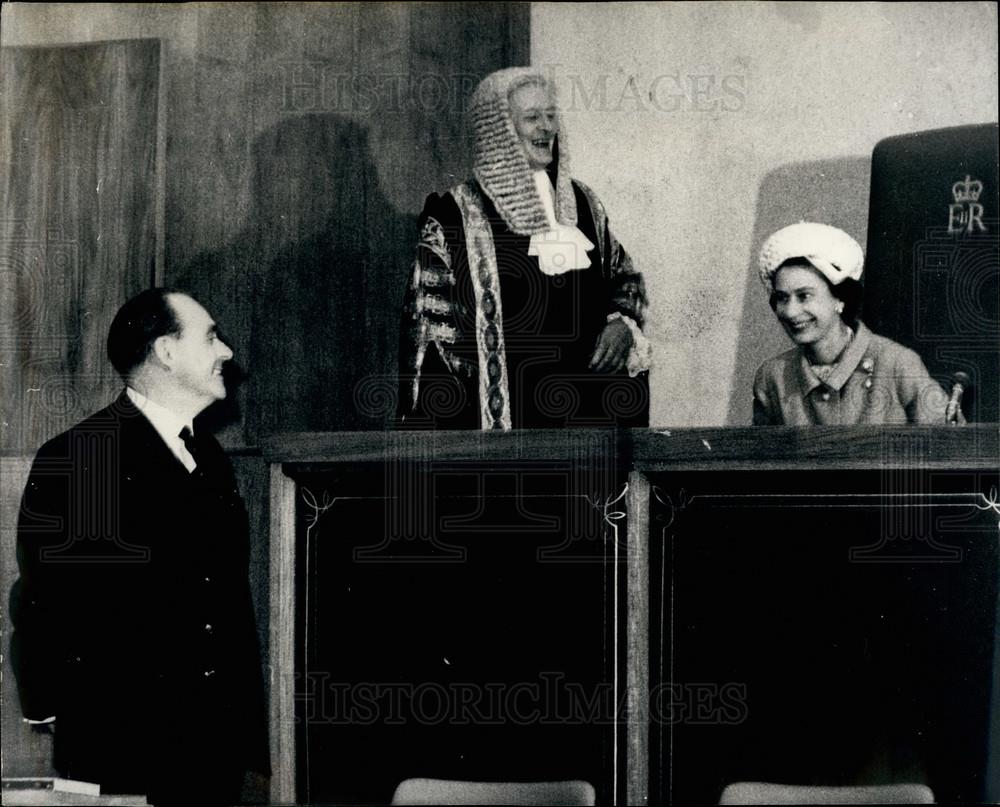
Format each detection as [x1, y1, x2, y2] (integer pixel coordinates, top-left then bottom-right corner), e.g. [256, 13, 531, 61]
[836, 302, 845, 314]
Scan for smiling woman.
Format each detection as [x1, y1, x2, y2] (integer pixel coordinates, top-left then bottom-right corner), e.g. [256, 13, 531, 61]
[752, 222, 958, 425]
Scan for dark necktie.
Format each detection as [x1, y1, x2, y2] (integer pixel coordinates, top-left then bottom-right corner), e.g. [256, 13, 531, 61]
[178, 426, 201, 471]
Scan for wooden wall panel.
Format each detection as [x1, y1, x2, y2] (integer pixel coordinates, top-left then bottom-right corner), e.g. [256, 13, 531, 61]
[0, 40, 162, 780]
[167, 3, 531, 446]
[0, 41, 160, 455]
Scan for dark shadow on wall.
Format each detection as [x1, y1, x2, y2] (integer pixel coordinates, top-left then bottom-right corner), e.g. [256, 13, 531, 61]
[725, 157, 872, 425]
[245, 114, 418, 440]
[172, 116, 419, 736]
[175, 115, 418, 444]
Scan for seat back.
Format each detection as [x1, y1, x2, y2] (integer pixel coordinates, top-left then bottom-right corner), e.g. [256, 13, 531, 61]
[719, 781, 935, 804]
[390, 778, 596, 805]
[864, 123, 999, 422]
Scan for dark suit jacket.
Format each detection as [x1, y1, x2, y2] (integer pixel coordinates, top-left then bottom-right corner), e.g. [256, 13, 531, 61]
[10, 392, 269, 796]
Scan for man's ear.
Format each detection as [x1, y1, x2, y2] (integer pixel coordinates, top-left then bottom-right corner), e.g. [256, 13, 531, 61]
[151, 334, 176, 369]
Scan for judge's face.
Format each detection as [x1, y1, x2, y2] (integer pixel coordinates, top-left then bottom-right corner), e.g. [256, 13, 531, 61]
[771, 263, 842, 347]
[509, 82, 558, 170]
[165, 293, 233, 406]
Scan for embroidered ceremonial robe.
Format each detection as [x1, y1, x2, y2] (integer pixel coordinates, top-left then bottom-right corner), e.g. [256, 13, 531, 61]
[397, 178, 649, 430]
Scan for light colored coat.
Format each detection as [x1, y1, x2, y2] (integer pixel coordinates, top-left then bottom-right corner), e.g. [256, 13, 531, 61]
[753, 321, 950, 425]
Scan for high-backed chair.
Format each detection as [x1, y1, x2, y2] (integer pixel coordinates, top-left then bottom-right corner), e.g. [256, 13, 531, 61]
[390, 778, 596, 805]
[864, 122, 999, 422]
[718, 781, 935, 804]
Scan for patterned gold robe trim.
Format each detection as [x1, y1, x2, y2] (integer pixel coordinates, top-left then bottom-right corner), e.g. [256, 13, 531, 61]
[452, 180, 512, 430]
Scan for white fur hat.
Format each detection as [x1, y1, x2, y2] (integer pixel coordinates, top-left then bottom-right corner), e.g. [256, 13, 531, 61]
[758, 222, 864, 289]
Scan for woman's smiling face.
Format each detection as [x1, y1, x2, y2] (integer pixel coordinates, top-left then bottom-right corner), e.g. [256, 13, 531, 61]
[771, 262, 843, 347]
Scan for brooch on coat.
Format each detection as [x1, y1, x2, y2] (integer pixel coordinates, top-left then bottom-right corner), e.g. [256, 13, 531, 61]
[861, 357, 874, 389]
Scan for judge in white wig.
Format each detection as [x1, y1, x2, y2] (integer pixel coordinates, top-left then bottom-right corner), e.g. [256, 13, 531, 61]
[752, 221, 958, 425]
[397, 67, 652, 430]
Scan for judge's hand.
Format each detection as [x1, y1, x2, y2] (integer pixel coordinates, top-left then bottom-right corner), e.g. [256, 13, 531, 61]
[589, 319, 633, 373]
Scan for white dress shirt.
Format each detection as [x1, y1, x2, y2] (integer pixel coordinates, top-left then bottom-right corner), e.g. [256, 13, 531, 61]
[126, 387, 197, 472]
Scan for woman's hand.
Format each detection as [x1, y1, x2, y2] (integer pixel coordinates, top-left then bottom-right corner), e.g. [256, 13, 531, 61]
[589, 319, 633, 373]
[947, 405, 968, 426]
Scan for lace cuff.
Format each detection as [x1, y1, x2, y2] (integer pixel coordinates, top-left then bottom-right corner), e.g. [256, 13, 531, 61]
[607, 312, 652, 377]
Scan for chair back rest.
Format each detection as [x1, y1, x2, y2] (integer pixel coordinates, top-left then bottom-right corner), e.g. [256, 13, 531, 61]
[391, 778, 597, 805]
[719, 781, 935, 804]
[864, 123, 999, 422]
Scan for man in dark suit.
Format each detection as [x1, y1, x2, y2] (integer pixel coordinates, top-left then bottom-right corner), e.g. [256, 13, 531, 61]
[10, 288, 269, 804]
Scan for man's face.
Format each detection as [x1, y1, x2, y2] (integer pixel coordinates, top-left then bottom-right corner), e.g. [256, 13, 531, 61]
[165, 293, 233, 407]
[509, 82, 558, 170]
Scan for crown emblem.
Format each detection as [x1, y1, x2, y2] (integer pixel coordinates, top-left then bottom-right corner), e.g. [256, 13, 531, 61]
[952, 175, 983, 203]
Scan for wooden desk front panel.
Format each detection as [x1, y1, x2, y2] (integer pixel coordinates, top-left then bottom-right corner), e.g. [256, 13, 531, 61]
[292, 464, 626, 805]
[647, 466, 999, 805]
